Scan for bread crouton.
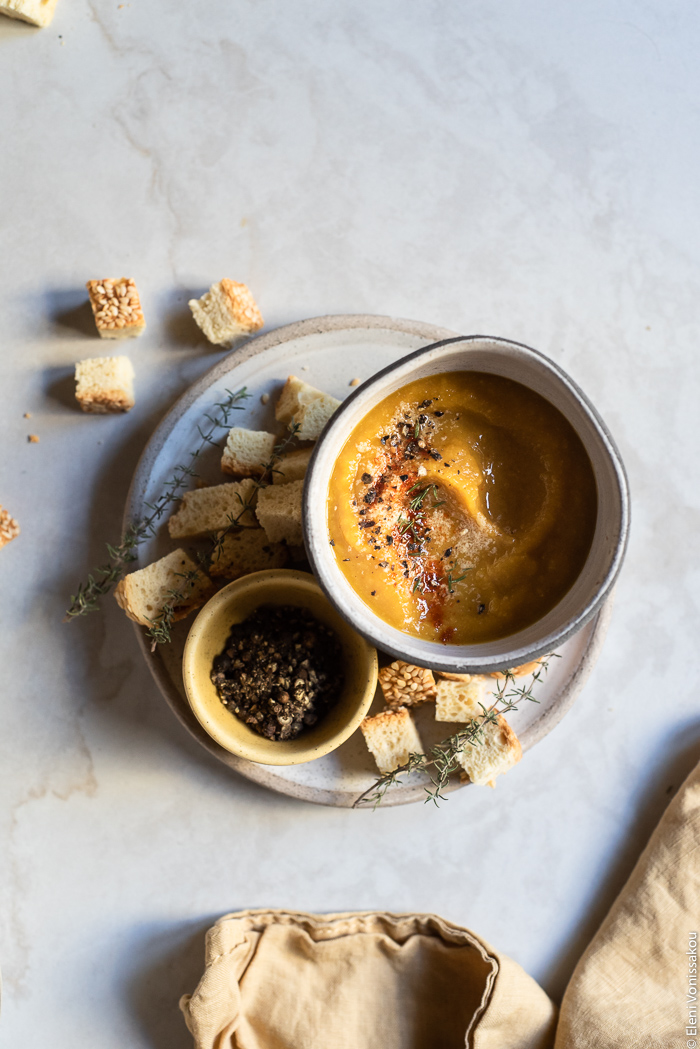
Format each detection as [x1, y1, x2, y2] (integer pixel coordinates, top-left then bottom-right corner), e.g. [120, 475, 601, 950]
[435, 676, 489, 723]
[168, 481, 257, 538]
[221, 428, 276, 478]
[86, 279, 145, 339]
[0, 506, 20, 549]
[360, 707, 424, 774]
[74, 356, 135, 414]
[458, 715, 522, 787]
[188, 280, 263, 346]
[275, 376, 340, 441]
[114, 549, 212, 627]
[0, 0, 59, 26]
[255, 480, 304, 544]
[209, 528, 288, 579]
[378, 661, 436, 710]
[272, 446, 313, 484]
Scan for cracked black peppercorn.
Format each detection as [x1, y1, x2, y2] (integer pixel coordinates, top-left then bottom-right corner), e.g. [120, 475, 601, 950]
[210, 605, 345, 741]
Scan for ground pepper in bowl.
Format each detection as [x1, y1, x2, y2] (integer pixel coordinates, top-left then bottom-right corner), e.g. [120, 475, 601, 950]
[210, 605, 345, 741]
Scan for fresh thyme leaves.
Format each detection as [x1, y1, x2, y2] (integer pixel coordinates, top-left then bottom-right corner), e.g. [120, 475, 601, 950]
[65, 388, 249, 622]
[353, 658, 555, 808]
[144, 420, 302, 649]
[446, 569, 472, 593]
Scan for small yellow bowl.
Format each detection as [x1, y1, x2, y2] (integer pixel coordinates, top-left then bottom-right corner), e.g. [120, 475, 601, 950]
[182, 569, 378, 766]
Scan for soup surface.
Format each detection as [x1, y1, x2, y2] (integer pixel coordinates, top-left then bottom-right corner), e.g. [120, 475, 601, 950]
[327, 371, 597, 644]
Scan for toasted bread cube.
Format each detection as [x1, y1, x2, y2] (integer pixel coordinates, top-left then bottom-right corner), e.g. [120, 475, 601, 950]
[360, 707, 424, 774]
[436, 671, 473, 682]
[188, 279, 263, 346]
[491, 659, 549, 679]
[221, 428, 276, 478]
[272, 447, 313, 485]
[0, 506, 20, 549]
[75, 356, 135, 414]
[0, 0, 58, 26]
[378, 661, 436, 710]
[114, 549, 212, 627]
[209, 528, 288, 579]
[168, 481, 257, 539]
[459, 715, 522, 787]
[435, 676, 489, 723]
[275, 376, 340, 441]
[255, 480, 304, 544]
[86, 279, 145, 339]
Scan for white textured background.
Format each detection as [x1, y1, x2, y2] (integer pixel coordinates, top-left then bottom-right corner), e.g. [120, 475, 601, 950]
[1, 1, 699, 1044]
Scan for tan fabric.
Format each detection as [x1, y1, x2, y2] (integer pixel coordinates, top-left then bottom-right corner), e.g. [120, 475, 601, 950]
[555, 759, 700, 1047]
[181, 910, 557, 1049]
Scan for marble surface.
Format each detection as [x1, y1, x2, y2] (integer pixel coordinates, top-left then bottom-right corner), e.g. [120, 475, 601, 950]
[1, 1, 699, 1043]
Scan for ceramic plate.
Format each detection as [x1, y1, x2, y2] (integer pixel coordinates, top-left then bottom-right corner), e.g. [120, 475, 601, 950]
[124, 315, 613, 807]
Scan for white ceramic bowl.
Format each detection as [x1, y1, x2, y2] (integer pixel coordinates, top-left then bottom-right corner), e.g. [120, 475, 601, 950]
[304, 335, 630, 673]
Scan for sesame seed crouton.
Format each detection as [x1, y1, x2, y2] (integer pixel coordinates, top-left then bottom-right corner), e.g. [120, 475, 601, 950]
[0, 507, 20, 549]
[86, 279, 145, 339]
[378, 660, 437, 710]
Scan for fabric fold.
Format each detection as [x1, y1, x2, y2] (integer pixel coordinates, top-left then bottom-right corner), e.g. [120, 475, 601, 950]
[555, 759, 700, 1048]
[181, 909, 556, 1049]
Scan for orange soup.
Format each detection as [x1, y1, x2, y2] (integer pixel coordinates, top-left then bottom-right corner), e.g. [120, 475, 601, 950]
[327, 372, 597, 644]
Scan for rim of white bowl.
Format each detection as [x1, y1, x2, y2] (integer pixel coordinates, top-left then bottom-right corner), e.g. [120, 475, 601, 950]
[303, 334, 630, 673]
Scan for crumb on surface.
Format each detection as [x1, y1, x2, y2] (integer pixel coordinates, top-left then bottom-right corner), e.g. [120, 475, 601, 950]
[350, 377, 361, 386]
[28, 434, 40, 443]
[261, 392, 270, 405]
[23, 412, 31, 419]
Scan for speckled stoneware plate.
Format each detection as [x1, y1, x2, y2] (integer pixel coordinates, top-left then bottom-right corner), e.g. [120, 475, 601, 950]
[124, 315, 614, 808]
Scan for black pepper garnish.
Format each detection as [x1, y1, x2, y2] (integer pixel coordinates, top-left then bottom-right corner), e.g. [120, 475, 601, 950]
[359, 520, 376, 528]
[434, 411, 444, 417]
[399, 474, 408, 482]
[371, 591, 376, 596]
[386, 535, 393, 545]
[430, 451, 442, 461]
[211, 606, 344, 741]
[329, 539, 335, 546]
[419, 399, 432, 408]
[364, 490, 376, 504]
[361, 473, 372, 484]
[444, 548, 452, 557]
[477, 603, 486, 615]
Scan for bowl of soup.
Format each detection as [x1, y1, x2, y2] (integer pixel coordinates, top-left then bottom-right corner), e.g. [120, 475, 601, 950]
[303, 335, 629, 673]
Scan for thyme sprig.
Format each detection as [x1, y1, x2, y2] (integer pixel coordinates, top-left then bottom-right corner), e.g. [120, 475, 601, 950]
[145, 421, 302, 650]
[65, 387, 250, 621]
[353, 657, 556, 808]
